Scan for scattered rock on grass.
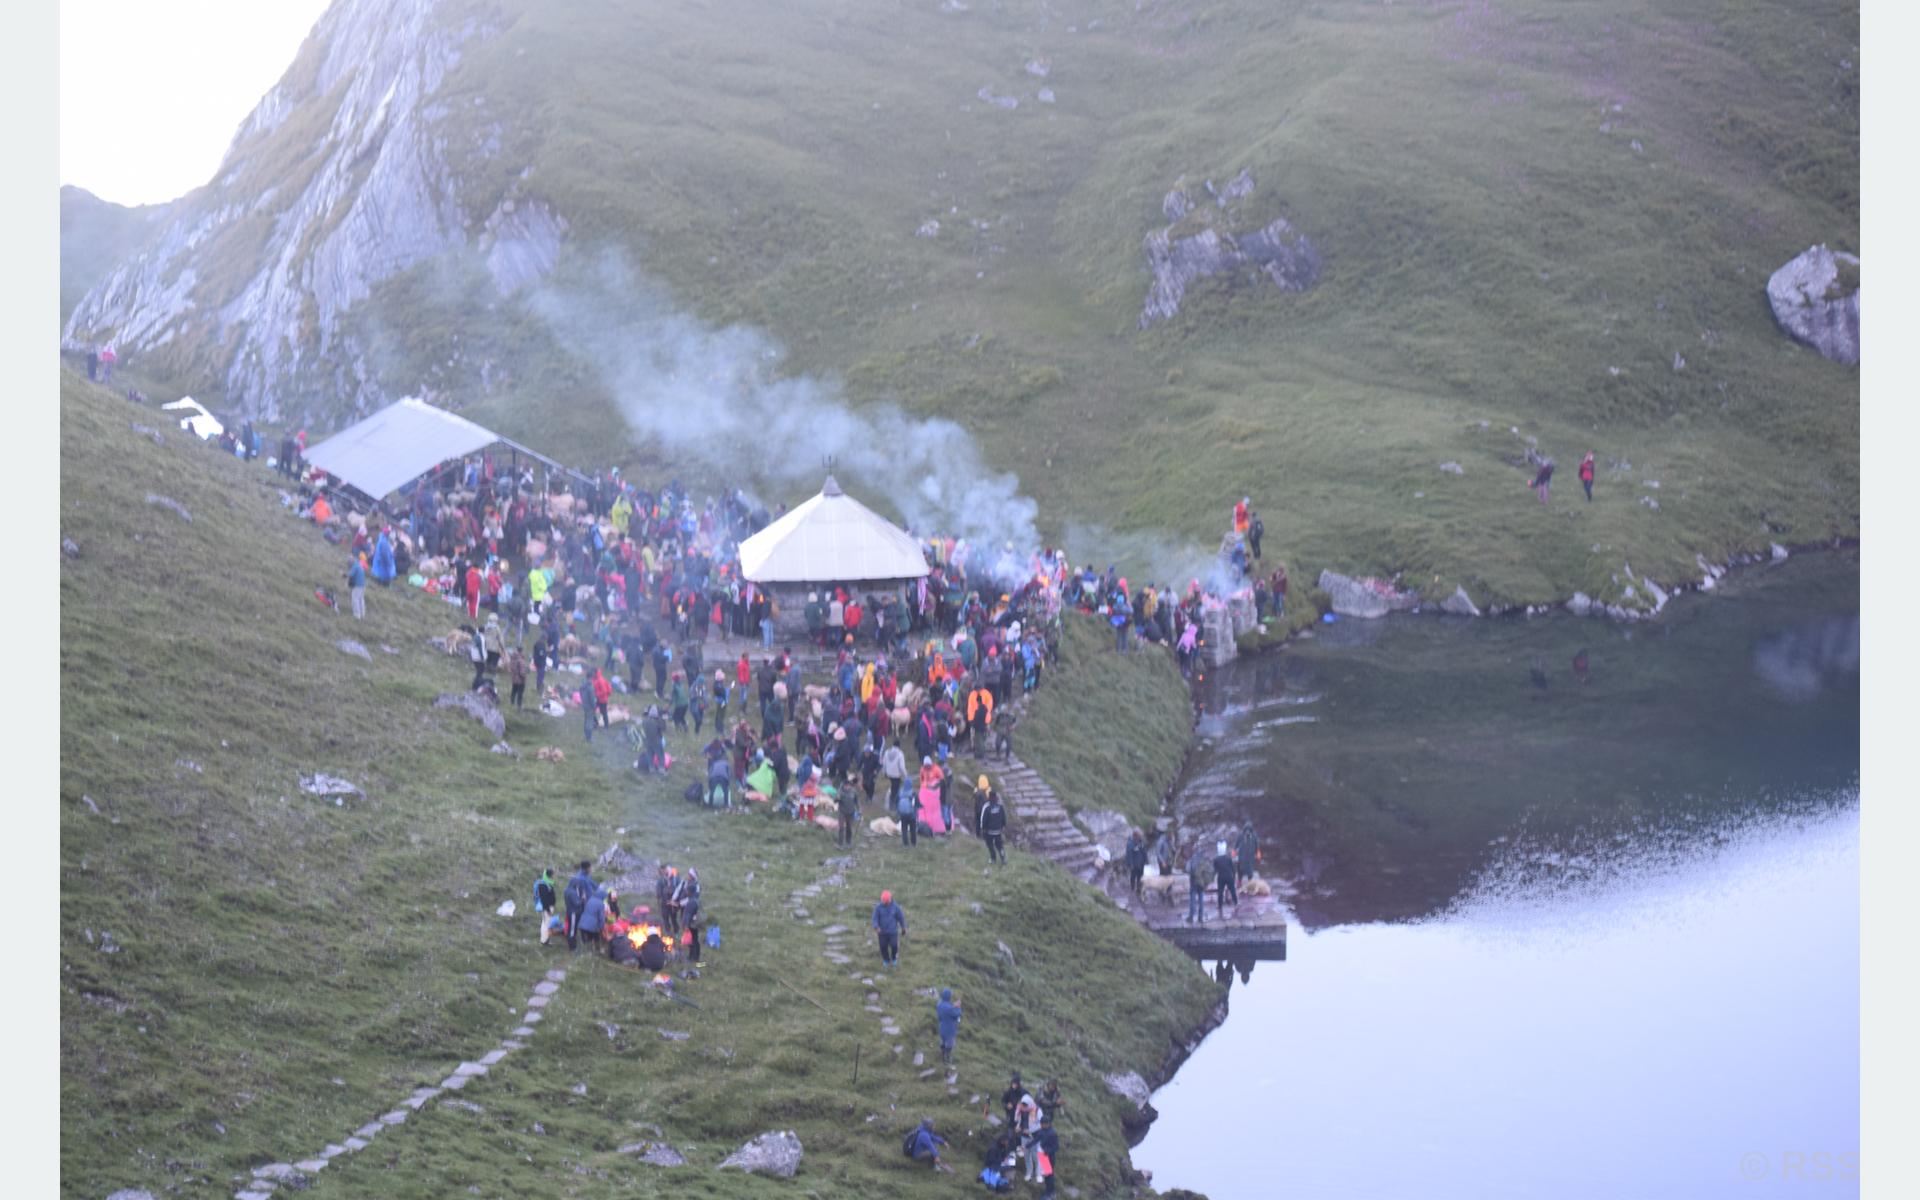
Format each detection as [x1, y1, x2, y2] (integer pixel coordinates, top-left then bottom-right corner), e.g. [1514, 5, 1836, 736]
[434, 691, 507, 738]
[718, 1130, 804, 1178]
[336, 639, 373, 661]
[619, 1141, 688, 1166]
[300, 773, 363, 800]
[61, 537, 80, 559]
[144, 493, 192, 522]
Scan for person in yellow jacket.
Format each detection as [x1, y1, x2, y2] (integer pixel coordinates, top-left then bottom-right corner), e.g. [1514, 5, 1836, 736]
[610, 491, 633, 536]
[860, 662, 877, 706]
[526, 564, 552, 626]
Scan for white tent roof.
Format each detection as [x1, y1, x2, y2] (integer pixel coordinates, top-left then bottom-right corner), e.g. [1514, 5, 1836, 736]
[738, 477, 929, 584]
[304, 397, 552, 499]
[161, 397, 222, 441]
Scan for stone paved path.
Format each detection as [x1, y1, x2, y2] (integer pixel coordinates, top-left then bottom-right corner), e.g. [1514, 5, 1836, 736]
[230, 966, 569, 1200]
[778, 849, 969, 1103]
[969, 695, 1106, 882]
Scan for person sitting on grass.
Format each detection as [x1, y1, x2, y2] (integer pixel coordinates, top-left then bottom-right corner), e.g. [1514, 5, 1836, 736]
[904, 1118, 953, 1172]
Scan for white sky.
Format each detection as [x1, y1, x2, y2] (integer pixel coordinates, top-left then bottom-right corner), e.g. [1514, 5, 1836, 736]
[60, 0, 332, 206]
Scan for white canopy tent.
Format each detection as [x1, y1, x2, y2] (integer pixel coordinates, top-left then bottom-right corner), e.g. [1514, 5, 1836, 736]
[161, 397, 223, 441]
[738, 476, 929, 584]
[303, 397, 567, 500]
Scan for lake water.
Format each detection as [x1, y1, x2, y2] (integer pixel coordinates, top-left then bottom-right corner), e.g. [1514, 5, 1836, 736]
[1135, 553, 1859, 1199]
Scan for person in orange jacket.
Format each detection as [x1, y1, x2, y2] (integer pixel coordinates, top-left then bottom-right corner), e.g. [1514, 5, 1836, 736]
[465, 561, 483, 621]
[966, 684, 993, 753]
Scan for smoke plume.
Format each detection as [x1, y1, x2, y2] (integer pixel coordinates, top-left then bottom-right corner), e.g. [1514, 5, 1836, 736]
[528, 252, 1040, 559]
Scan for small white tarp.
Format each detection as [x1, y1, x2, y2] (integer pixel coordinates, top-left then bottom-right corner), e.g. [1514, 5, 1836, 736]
[738, 476, 929, 584]
[303, 398, 503, 499]
[161, 397, 222, 441]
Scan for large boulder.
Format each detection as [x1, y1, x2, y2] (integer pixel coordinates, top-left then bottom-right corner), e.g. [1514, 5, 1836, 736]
[1440, 586, 1481, 618]
[1140, 170, 1321, 327]
[433, 691, 506, 739]
[717, 1130, 803, 1178]
[1317, 571, 1419, 620]
[1766, 244, 1859, 364]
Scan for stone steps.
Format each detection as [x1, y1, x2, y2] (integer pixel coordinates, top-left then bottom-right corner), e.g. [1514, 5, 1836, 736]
[236, 965, 568, 1197]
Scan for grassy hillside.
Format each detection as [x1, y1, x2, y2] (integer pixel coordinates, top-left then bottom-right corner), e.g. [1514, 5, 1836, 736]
[59, 186, 169, 324]
[70, 0, 1858, 607]
[59, 368, 1219, 1199]
[1009, 614, 1196, 831]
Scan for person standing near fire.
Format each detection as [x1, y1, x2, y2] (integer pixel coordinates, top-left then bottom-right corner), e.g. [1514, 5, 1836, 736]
[563, 860, 595, 952]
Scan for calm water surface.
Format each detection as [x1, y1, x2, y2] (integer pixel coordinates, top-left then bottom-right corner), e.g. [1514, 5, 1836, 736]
[1136, 553, 1859, 1199]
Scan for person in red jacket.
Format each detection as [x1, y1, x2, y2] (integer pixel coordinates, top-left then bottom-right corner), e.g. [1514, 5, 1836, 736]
[590, 667, 613, 729]
[1579, 451, 1597, 502]
[466, 562, 483, 620]
[736, 652, 751, 686]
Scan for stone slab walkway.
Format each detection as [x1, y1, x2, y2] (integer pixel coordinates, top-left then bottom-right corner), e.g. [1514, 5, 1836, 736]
[230, 966, 568, 1200]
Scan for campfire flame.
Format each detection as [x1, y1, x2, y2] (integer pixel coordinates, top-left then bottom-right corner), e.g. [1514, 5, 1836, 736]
[625, 923, 665, 949]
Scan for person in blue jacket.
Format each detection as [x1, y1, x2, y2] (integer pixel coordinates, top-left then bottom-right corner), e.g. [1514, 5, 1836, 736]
[871, 889, 907, 967]
[371, 527, 397, 586]
[935, 987, 963, 1065]
[345, 554, 367, 621]
[577, 882, 612, 949]
[1030, 1114, 1061, 1197]
[562, 860, 595, 952]
[905, 1118, 952, 1172]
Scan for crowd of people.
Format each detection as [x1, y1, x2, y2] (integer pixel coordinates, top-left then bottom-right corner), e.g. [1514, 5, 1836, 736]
[259, 445, 1292, 1194]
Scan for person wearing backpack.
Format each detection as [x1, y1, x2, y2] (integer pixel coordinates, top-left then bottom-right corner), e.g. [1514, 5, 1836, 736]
[896, 770, 920, 847]
[903, 1118, 952, 1172]
[532, 868, 558, 945]
[562, 861, 595, 952]
[978, 782, 1007, 865]
[578, 881, 613, 950]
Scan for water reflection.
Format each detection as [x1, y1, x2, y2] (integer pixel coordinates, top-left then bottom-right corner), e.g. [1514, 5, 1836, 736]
[1179, 552, 1859, 928]
[1140, 555, 1860, 1198]
[1138, 804, 1861, 1199]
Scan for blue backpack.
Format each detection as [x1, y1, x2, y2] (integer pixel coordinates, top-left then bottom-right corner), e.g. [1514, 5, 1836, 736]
[706, 924, 721, 949]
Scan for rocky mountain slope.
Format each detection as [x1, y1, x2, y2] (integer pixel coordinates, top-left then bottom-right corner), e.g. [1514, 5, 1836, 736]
[64, 0, 1859, 604]
[60, 186, 172, 324]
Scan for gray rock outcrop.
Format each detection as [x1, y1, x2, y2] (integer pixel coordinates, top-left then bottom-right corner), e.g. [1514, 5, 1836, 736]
[63, 0, 566, 424]
[717, 1130, 803, 1177]
[1317, 570, 1419, 620]
[434, 691, 507, 738]
[1141, 169, 1320, 327]
[1766, 244, 1859, 364]
[300, 773, 364, 799]
[1440, 586, 1481, 617]
[1104, 1071, 1152, 1109]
